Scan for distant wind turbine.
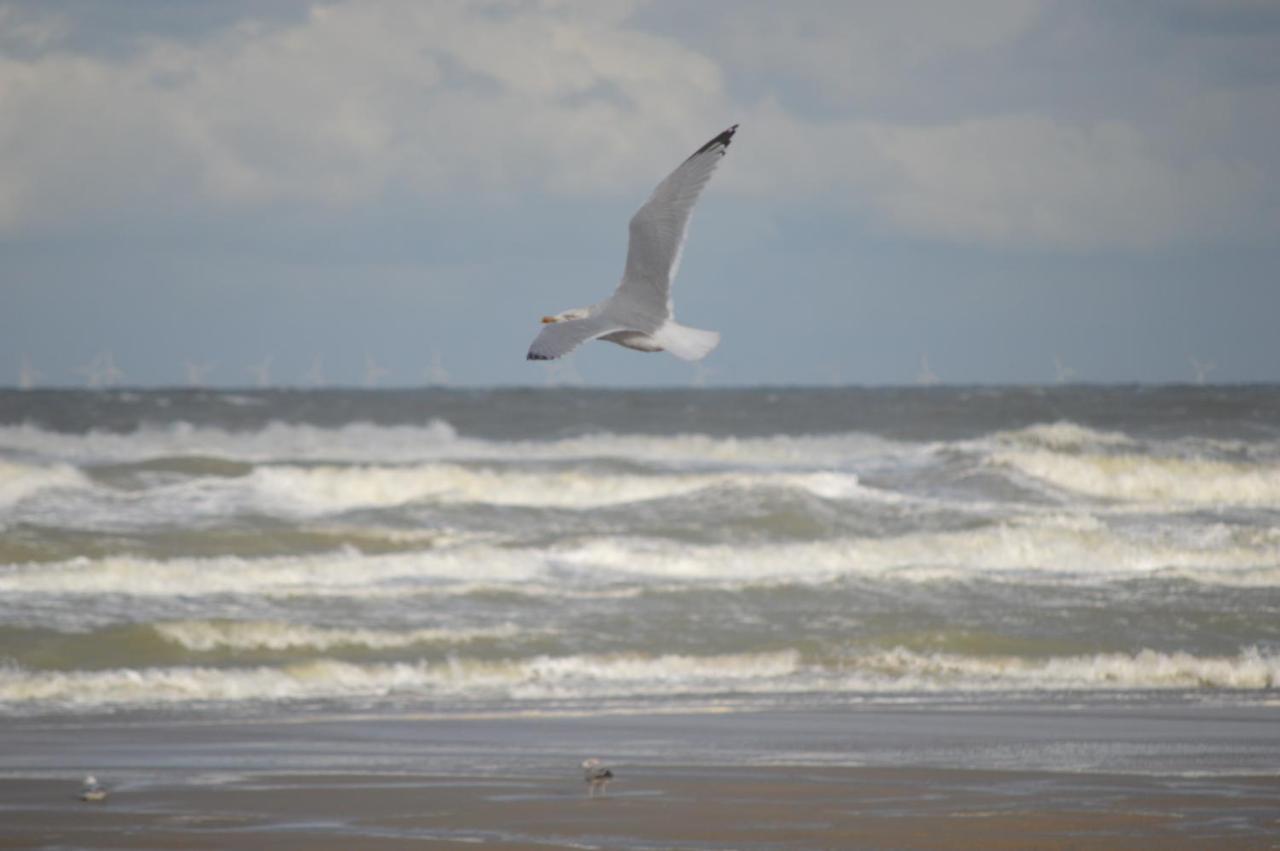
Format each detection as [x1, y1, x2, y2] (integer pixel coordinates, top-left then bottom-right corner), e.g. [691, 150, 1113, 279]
[1189, 357, 1215, 386]
[75, 355, 103, 389]
[363, 354, 390, 388]
[74, 356, 101, 389]
[690, 361, 716, 388]
[916, 353, 940, 386]
[76, 351, 124, 389]
[543, 356, 584, 388]
[247, 355, 273, 388]
[425, 349, 450, 387]
[102, 352, 125, 387]
[1053, 355, 1077, 385]
[302, 355, 326, 388]
[184, 360, 215, 388]
[18, 354, 41, 390]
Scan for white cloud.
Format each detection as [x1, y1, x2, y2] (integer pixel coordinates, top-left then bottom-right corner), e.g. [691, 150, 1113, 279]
[860, 116, 1271, 248]
[0, 0, 1275, 251]
[0, 5, 71, 52]
[0, 1, 725, 231]
[725, 103, 1274, 249]
[709, 0, 1044, 103]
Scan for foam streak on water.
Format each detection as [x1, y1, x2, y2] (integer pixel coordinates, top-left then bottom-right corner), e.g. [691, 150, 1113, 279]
[1, 387, 1278, 716]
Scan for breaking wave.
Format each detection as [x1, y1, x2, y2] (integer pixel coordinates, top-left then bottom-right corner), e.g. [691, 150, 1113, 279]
[0, 459, 88, 508]
[0, 650, 804, 711]
[845, 646, 1280, 691]
[1, 647, 1274, 713]
[246, 464, 869, 512]
[993, 422, 1137, 451]
[153, 620, 532, 652]
[996, 449, 1280, 506]
[2, 521, 1275, 599]
[0, 420, 901, 468]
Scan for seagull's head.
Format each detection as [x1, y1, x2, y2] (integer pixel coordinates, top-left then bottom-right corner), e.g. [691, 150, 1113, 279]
[542, 308, 590, 324]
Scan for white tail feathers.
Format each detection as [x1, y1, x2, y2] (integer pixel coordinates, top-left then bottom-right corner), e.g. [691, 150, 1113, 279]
[654, 323, 721, 361]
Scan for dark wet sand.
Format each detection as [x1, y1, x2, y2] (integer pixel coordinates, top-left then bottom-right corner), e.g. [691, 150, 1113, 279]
[2, 706, 1278, 849]
[4, 767, 1278, 849]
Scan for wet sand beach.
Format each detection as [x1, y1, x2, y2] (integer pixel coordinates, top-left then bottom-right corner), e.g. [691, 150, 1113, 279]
[3, 765, 1277, 849]
[2, 705, 1277, 849]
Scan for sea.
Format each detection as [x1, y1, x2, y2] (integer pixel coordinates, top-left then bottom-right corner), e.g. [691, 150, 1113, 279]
[2, 386, 1278, 730]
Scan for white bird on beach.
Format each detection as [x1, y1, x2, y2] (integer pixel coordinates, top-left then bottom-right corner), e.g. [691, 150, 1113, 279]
[582, 758, 614, 798]
[80, 775, 107, 802]
[527, 125, 738, 363]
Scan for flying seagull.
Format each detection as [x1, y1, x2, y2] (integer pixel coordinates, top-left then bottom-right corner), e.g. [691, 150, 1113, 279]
[527, 125, 738, 362]
[582, 758, 614, 798]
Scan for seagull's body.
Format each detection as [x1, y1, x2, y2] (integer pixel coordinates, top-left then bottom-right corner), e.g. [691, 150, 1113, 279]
[582, 758, 613, 797]
[527, 125, 738, 363]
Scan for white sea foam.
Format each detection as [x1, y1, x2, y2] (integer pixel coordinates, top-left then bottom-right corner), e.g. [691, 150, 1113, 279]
[551, 524, 1280, 586]
[246, 464, 869, 513]
[0, 420, 453, 464]
[992, 422, 1136, 451]
[0, 459, 89, 508]
[846, 646, 1280, 691]
[0, 464, 878, 530]
[0, 420, 901, 469]
[2, 521, 1275, 599]
[1, 646, 1273, 712]
[153, 620, 532, 652]
[0, 650, 805, 710]
[996, 448, 1280, 507]
[0, 547, 540, 596]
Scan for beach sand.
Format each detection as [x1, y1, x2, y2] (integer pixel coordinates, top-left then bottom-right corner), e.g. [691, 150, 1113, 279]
[3, 767, 1277, 849]
[2, 706, 1278, 849]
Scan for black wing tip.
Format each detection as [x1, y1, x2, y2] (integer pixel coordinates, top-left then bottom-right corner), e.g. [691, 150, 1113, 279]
[691, 123, 739, 158]
[527, 351, 553, 361]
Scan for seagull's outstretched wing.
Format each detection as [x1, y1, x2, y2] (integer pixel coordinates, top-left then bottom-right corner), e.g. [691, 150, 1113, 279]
[618, 125, 737, 319]
[527, 315, 623, 361]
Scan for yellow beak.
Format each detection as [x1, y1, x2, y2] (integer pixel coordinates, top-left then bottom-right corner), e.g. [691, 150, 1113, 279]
[541, 316, 557, 324]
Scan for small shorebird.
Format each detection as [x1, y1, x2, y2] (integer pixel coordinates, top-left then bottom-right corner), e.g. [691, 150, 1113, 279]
[80, 775, 107, 802]
[582, 758, 614, 798]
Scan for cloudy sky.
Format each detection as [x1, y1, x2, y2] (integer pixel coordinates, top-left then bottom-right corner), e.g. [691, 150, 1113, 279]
[3, 0, 1278, 387]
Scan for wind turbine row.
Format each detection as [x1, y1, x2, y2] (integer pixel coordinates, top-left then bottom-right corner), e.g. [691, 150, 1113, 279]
[73, 351, 126, 389]
[8, 352, 1228, 388]
[8, 352, 456, 389]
